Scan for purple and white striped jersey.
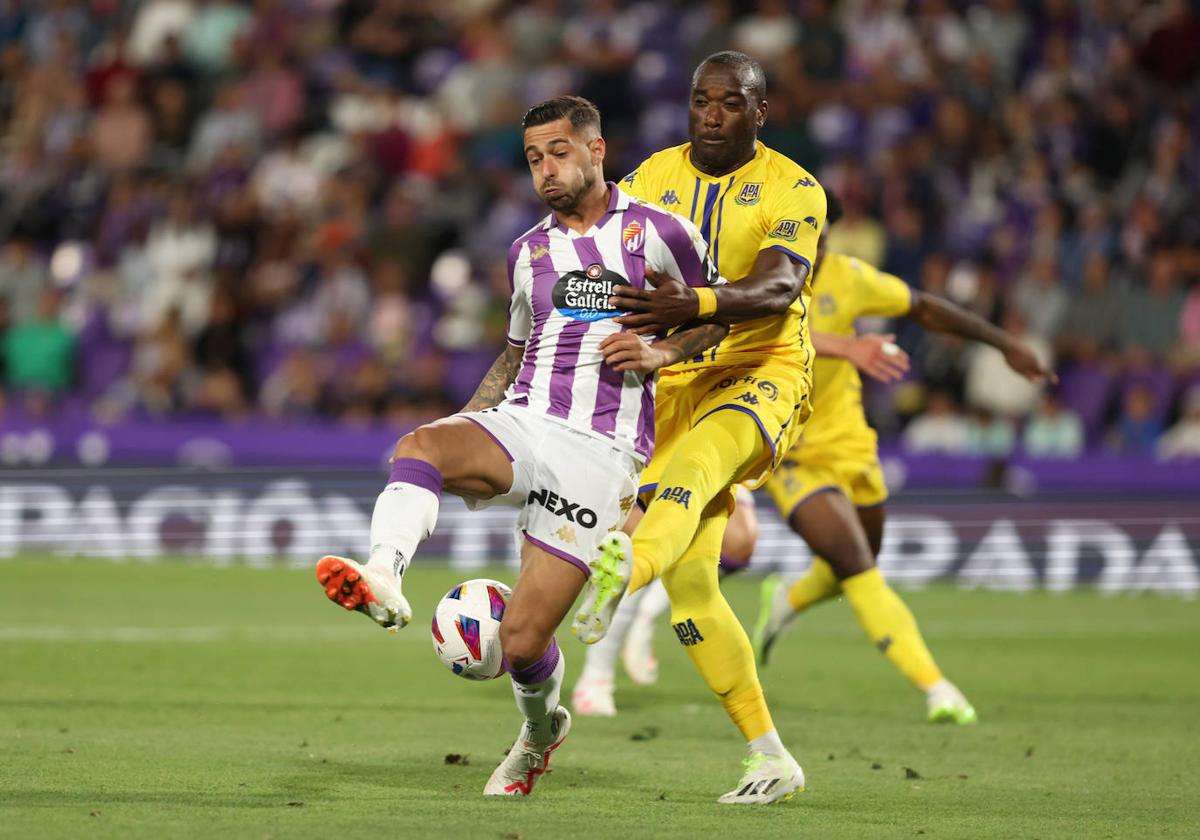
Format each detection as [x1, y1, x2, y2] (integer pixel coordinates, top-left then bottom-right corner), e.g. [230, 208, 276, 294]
[503, 183, 720, 463]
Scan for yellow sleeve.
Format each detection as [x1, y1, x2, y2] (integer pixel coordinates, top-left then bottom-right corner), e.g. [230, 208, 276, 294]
[852, 259, 913, 318]
[760, 174, 826, 271]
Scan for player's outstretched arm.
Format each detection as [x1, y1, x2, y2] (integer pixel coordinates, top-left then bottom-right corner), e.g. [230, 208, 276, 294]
[907, 292, 1057, 383]
[612, 249, 807, 334]
[814, 331, 911, 383]
[600, 321, 729, 374]
[462, 343, 524, 412]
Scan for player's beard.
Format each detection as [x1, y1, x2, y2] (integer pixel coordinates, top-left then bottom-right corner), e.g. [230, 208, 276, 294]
[544, 169, 595, 213]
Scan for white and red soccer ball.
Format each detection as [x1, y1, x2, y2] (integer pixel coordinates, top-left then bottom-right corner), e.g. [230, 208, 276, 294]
[431, 578, 511, 680]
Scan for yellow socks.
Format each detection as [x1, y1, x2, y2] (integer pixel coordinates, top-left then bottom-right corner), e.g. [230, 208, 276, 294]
[629, 408, 765, 592]
[787, 557, 840, 611]
[841, 568, 944, 691]
[662, 514, 774, 741]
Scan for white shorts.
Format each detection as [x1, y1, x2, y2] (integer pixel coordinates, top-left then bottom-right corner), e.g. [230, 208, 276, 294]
[459, 402, 640, 576]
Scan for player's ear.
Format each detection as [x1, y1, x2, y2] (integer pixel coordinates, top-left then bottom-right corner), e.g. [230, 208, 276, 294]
[590, 136, 606, 167]
[756, 99, 767, 129]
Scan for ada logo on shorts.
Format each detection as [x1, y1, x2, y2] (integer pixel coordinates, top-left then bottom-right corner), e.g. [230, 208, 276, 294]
[552, 263, 630, 322]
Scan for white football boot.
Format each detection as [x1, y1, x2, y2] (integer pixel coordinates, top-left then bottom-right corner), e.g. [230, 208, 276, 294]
[926, 679, 978, 725]
[484, 707, 572, 796]
[571, 676, 616, 717]
[572, 532, 632, 645]
[717, 751, 805, 805]
[621, 617, 659, 686]
[315, 555, 412, 631]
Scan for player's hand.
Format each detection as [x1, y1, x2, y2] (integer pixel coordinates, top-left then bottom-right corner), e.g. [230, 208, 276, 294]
[1003, 341, 1058, 385]
[600, 331, 672, 373]
[610, 272, 698, 335]
[845, 334, 910, 383]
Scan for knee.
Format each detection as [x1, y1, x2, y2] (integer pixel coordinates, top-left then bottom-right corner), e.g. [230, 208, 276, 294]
[822, 534, 874, 580]
[393, 425, 438, 463]
[500, 618, 550, 671]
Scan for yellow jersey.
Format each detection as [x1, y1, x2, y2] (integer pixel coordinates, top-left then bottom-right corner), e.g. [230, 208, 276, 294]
[622, 141, 826, 372]
[795, 252, 912, 461]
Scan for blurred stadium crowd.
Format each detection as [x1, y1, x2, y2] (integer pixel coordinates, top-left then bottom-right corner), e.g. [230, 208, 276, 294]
[1, 0, 1199, 459]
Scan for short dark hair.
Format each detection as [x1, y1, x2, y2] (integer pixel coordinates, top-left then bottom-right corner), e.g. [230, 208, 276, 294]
[694, 51, 767, 104]
[824, 188, 843, 226]
[522, 96, 602, 133]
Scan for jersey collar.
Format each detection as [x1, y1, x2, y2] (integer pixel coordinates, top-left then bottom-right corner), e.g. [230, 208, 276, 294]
[540, 181, 630, 234]
[681, 141, 766, 183]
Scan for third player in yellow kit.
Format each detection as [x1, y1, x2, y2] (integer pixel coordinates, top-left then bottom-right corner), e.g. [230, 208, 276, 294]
[755, 193, 1053, 723]
[764, 252, 910, 517]
[570, 51, 824, 804]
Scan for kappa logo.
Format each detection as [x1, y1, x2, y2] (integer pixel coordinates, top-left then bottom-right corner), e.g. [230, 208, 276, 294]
[803, 216, 819, 230]
[735, 392, 759, 406]
[618, 494, 635, 515]
[527, 487, 599, 528]
[735, 182, 763, 206]
[673, 618, 705, 646]
[793, 177, 816, 188]
[657, 486, 692, 509]
[529, 242, 549, 261]
[769, 219, 800, 242]
[622, 220, 645, 253]
[660, 190, 681, 206]
[622, 171, 637, 186]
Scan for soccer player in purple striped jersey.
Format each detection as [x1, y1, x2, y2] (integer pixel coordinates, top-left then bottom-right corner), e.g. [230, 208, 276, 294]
[312, 95, 728, 798]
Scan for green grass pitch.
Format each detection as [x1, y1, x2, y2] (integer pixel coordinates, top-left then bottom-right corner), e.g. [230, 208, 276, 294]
[2, 558, 1197, 839]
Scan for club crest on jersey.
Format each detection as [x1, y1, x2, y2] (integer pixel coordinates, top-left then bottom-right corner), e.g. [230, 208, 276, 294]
[529, 242, 549, 261]
[769, 219, 800, 242]
[552, 264, 630, 322]
[622, 221, 644, 253]
[735, 182, 763, 206]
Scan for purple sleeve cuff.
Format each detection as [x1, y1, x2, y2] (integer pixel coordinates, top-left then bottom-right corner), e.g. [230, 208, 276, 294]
[767, 244, 813, 273]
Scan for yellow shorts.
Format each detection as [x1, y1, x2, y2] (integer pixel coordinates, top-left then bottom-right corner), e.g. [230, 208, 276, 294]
[639, 360, 812, 497]
[764, 454, 889, 521]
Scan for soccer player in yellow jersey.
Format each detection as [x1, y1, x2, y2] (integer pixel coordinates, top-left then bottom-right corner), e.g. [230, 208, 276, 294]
[752, 192, 1053, 723]
[570, 51, 825, 804]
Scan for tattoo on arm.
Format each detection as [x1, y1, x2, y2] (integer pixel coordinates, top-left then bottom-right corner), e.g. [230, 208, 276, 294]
[462, 344, 524, 412]
[655, 321, 729, 366]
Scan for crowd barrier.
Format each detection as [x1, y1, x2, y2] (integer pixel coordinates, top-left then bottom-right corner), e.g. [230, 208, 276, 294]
[1, 465, 1195, 595]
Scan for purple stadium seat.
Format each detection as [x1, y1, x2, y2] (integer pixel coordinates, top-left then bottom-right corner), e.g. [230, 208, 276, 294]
[77, 315, 132, 400]
[1056, 361, 1115, 442]
[444, 350, 502, 406]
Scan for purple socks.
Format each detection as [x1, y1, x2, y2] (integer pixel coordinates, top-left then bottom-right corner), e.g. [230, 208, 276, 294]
[508, 639, 561, 685]
[388, 458, 443, 495]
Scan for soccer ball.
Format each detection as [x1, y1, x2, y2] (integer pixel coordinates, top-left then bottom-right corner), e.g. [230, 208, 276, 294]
[431, 578, 511, 680]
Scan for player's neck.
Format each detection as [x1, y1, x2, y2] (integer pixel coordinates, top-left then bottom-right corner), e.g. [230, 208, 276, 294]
[688, 143, 757, 178]
[554, 182, 611, 234]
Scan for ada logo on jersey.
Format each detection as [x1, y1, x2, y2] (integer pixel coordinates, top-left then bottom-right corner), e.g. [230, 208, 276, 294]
[622, 221, 645, 253]
[734, 182, 763, 206]
[552, 263, 631, 321]
[769, 219, 800, 241]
